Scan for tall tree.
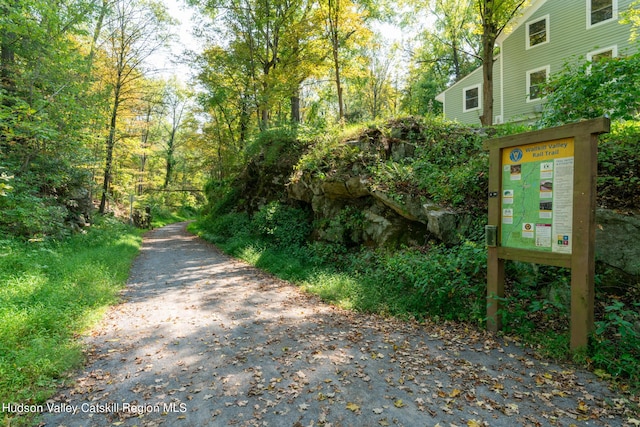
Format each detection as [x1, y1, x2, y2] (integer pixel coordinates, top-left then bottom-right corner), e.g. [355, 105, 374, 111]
[160, 80, 193, 189]
[431, 0, 479, 82]
[0, 0, 18, 103]
[350, 41, 396, 120]
[402, 0, 480, 116]
[96, 0, 173, 213]
[193, 0, 317, 130]
[133, 80, 165, 196]
[476, 0, 527, 126]
[320, 0, 372, 122]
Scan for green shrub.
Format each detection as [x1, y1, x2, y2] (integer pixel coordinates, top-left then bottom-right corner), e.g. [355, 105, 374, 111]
[203, 179, 241, 217]
[539, 52, 640, 127]
[202, 212, 251, 242]
[598, 121, 640, 209]
[592, 300, 640, 384]
[245, 126, 305, 166]
[411, 122, 488, 211]
[252, 202, 312, 248]
[0, 182, 68, 239]
[348, 241, 487, 321]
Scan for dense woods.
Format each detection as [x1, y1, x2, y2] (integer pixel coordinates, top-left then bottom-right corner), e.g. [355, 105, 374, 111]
[0, 0, 537, 238]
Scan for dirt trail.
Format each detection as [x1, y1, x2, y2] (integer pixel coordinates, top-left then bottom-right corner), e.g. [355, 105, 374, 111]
[39, 222, 633, 426]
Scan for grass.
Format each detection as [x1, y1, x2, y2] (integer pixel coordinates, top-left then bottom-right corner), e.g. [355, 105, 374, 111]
[0, 217, 142, 425]
[150, 206, 197, 229]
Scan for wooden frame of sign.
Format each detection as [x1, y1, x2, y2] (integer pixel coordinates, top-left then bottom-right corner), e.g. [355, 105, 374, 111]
[483, 117, 610, 350]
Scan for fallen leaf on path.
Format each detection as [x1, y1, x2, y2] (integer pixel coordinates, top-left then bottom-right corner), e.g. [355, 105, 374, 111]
[346, 402, 360, 412]
[504, 403, 519, 415]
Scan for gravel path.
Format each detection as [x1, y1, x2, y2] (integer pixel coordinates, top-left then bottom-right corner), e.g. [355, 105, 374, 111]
[39, 222, 634, 426]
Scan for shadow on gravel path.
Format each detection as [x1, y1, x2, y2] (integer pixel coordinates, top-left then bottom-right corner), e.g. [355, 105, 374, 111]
[40, 222, 633, 426]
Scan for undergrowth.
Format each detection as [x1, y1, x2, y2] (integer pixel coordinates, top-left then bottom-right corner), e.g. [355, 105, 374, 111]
[0, 217, 142, 425]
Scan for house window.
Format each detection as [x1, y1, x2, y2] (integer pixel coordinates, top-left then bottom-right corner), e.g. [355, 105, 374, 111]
[527, 66, 549, 102]
[588, 0, 617, 27]
[526, 15, 549, 49]
[463, 84, 481, 112]
[587, 46, 617, 74]
[587, 46, 617, 62]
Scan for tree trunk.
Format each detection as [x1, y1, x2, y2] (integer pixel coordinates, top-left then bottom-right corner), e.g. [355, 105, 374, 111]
[88, 0, 109, 70]
[239, 94, 249, 146]
[327, 0, 344, 123]
[137, 152, 146, 196]
[479, 0, 496, 127]
[478, 0, 527, 126]
[163, 129, 176, 189]
[290, 90, 301, 123]
[452, 41, 462, 81]
[332, 39, 344, 122]
[99, 123, 116, 214]
[480, 31, 494, 126]
[99, 85, 121, 214]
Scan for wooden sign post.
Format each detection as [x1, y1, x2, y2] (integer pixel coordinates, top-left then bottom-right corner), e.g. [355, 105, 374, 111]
[483, 117, 610, 350]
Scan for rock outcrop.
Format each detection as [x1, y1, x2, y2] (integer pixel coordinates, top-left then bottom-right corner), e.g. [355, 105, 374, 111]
[596, 208, 640, 276]
[288, 174, 470, 247]
[229, 118, 639, 279]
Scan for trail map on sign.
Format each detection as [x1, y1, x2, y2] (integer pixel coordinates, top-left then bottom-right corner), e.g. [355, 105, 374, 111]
[501, 138, 574, 254]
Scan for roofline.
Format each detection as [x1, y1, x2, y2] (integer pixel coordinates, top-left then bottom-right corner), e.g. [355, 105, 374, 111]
[435, 54, 501, 102]
[496, 0, 547, 45]
[435, 0, 544, 103]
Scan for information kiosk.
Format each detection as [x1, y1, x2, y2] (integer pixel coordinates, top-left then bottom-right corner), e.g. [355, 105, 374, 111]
[483, 117, 610, 349]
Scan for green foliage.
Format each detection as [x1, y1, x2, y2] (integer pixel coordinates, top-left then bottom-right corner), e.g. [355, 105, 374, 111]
[200, 212, 252, 244]
[498, 263, 571, 339]
[250, 201, 312, 248]
[294, 124, 368, 178]
[410, 119, 488, 210]
[196, 201, 312, 251]
[295, 117, 490, 213]
[0, 168, 13, 196]
[0, 0, 104, 239]
[597, 121, 640, 209]
[0, 157, 92, 239]
[203, 179, 241, 217]
[0, 217, 141, 415]
[246, 127, 305, 166]
[350, 242, 487, 321]
[621, 0, 640, 42]
[593, 300, 640, 384]
[539, 53, 640, 127]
